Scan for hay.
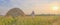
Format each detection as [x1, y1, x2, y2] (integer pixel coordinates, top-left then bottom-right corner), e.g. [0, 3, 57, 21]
[5, 8, 25, 17]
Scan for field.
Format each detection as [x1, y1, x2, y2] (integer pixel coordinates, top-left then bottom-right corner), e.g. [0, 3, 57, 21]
[0, 16, 60, 25]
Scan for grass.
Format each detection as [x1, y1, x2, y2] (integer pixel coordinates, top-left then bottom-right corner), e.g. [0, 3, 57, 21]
[0, 16, 59, 25]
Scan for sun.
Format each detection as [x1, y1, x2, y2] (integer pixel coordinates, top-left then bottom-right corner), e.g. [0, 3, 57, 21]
[52, 6, 59, 10]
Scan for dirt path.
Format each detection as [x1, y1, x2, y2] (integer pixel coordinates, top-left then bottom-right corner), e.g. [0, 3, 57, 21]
[52, 18, 60, 25]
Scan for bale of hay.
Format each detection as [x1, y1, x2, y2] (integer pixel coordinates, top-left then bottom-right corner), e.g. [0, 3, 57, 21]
[5, 8, 25, 17]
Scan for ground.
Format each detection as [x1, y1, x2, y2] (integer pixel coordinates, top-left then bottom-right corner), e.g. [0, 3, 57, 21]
[0, 16, 60, 25]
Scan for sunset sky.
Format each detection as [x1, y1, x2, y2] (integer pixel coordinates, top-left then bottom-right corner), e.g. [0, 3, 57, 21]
[0, 0, 60, 15]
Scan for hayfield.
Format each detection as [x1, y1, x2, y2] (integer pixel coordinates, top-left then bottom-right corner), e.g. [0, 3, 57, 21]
[0, 16, 60, 25]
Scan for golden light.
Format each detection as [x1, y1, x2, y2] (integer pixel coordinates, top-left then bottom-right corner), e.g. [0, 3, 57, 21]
[52, 6, 59, 10]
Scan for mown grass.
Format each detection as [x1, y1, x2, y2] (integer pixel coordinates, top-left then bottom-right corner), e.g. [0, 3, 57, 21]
[0, 16, 59, 25]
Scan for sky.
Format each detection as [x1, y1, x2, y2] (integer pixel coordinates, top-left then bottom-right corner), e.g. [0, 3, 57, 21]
[0, 0, 60, 15]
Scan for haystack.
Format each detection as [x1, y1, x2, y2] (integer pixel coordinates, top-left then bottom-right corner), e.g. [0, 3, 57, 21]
[5, 8, 25, 17]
